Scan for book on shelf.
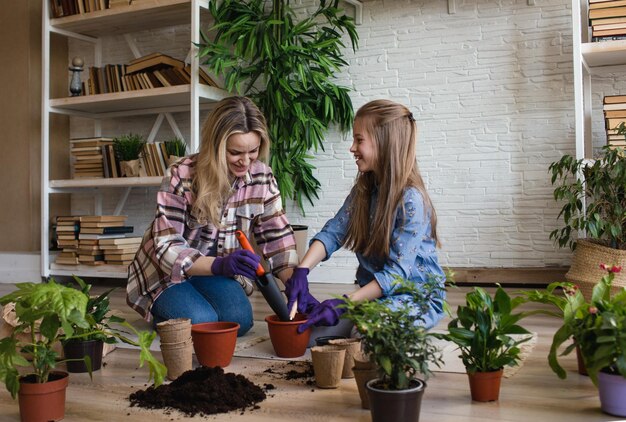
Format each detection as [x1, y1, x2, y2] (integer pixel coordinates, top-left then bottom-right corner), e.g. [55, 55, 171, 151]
[605, 117, 626, 129]
[80, 226, 134, 235]
[104, 252, 136, 261]
[590, 0, 626, 9]
[589, 5, 626, 20]
[603, 102, 626, 110]
[604, 94, 626, 104]
[79, 233, 132, 240]
[126, 53, 185, 74]
[79, 215, 128, 223]
[98, 236, 142, 245]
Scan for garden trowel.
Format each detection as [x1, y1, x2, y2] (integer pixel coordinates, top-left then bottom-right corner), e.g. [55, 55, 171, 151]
[235, 230, 291, 321]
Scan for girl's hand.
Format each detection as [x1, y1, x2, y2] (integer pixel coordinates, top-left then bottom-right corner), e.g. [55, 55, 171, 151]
[211, 250, 261, 279]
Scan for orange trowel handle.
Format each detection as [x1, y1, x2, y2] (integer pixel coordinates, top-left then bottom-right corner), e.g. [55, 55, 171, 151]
[234, 230, 265, 277]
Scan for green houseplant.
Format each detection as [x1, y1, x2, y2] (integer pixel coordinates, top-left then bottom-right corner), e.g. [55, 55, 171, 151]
[548, 145, 626, 298]
[61, 275, 166, 378]
[0, 278, 165, 421]
[198, 0, 359, 209]
[340, 275, 445, 422]
[164, 137, 187, 166]
[435, 286, 532, 402]
[113, 133, 146, 177]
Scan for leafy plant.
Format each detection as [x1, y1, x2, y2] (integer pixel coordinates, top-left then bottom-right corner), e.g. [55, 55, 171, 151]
[435, 286, 532, 374]
[0, 278, 166, 399]
[517, 281, 586, 379]
[340, 275, 445, 390]
[198, 0, 359, 210]
[113, 133, 145, 161]
[164, 137, 187, 158]
[551, 265, 626, 385]
[548, 145, 626, 250]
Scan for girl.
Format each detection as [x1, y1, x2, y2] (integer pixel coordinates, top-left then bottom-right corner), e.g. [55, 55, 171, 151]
[286, 99, 445, 337]
[127, 96, 298, 336]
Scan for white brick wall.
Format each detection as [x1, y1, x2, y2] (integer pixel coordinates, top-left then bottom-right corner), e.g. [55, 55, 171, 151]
[67, 0, 618, 279]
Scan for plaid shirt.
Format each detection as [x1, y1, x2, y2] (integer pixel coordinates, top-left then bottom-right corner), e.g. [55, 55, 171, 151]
[126, 155, 298, 320]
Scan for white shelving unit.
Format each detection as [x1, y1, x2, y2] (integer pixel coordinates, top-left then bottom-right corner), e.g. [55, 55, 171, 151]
[571, 0, 626, 160]
[41, 0, 229, 280]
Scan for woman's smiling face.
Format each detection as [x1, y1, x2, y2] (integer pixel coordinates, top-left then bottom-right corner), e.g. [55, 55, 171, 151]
[226, 132, 261, 177]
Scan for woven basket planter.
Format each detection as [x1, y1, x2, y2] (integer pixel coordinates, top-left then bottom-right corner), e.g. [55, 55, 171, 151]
[565, 239, 626, 300]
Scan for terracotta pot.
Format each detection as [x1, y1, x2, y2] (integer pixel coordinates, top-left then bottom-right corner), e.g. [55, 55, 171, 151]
[191, 321, 239, 368]
[63, 339, 104, 373]
[467, 369, 503, 402]
[575, 342, 588, 376]
[18, 371, 69, 422]
[265, 313, 311, 358]
[366, 378, 426, 422]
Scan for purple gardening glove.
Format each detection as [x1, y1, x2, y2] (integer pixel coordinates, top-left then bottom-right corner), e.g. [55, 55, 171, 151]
[285, 267, 320, 316]
[297, 297, 346, 334]
[211, 250, 261, 280]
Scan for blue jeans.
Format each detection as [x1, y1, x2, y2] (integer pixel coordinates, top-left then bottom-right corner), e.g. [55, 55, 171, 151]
[150, 275, 253, 337]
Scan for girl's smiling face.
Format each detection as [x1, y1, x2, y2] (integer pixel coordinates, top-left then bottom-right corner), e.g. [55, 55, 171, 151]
[226, 132, 261, 177]
[350, 118, 377, 173]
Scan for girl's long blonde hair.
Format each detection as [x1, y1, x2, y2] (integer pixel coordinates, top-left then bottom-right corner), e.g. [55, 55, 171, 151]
[192, 96, 270, 226]
[344, 99, 439, 259]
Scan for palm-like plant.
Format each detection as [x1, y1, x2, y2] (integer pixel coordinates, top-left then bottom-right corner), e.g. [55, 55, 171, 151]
[198, 0, 359, 210]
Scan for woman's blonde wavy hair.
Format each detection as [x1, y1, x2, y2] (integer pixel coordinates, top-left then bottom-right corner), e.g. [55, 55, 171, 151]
[192, 96, 270, 226]
[344, 99, 439, 259]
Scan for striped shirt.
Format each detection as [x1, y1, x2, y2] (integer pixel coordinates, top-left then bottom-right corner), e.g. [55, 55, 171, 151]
[126, 155, 298, 320]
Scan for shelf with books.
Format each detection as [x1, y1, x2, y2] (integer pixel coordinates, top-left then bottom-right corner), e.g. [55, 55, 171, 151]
[49, 176, 162, 189]
[50, 262, 129, 278]
[50, 0, 204, 37]
[581, 38, 626, 68]
[50, 84, 229, 115]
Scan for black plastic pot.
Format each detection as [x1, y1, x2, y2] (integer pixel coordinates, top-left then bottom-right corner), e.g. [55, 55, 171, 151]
[315, 335, 347, 346]
[63, 339, 104, 373]
[366, 378, 426, 422]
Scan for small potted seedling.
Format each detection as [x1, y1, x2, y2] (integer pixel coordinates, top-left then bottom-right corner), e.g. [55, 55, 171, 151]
[164, 137, 187, 166]
[113, 133, 146, 177]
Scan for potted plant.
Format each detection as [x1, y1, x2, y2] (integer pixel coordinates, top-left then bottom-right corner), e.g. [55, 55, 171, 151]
[198, 0, 359, 210]
[518, 281, 588, 376]
[548, 264, 626, 417]
[340, 275, 445, 422]
[163, 137, 187, 166]
[548, 145, 626, 298]
[62, 275, 166, 378]
[0, 278, 166, 421]
[113, 133, 145, 177]
[435, 286, 532, 402]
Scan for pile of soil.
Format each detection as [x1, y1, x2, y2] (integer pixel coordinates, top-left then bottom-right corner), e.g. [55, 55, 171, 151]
[129, 366, 266, 417]
[263, 361, 315, 386]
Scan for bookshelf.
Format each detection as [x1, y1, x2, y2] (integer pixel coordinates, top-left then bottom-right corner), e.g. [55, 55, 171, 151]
[42, 0, 229, 280]
[571, 0, 626, 160]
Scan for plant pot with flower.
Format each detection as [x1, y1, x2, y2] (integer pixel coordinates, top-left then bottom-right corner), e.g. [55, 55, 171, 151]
[546, 265, 626, 417]
[435, 286, 532, 402]
[549, 146, 626, 299]
[0, 277, 166, 422]
[340, 275, 445, 422]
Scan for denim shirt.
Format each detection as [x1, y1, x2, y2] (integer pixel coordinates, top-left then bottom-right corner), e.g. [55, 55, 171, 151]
[312, 186, 445, 328]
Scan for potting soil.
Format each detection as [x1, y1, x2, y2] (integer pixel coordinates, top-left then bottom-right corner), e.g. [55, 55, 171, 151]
[128, 366, 266, 417]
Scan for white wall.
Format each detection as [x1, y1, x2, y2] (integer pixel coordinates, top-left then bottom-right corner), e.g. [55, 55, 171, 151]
[67, 0, 618, 281]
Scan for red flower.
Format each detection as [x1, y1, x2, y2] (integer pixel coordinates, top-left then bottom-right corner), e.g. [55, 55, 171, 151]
[589, 306, 598, 314]
[610, 265, 622, 274]
[600, 263, 608, 270]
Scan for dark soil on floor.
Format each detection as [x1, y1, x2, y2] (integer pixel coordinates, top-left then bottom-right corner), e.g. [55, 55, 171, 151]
[128, 366, 267, 417]
[263, 360, 315, 386]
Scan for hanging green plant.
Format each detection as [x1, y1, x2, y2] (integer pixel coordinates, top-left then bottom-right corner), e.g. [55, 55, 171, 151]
[198, 0, 359, 210]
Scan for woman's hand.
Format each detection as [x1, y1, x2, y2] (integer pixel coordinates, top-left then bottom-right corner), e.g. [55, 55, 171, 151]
[285, 267, 320, 316]
[211, 250, 261, 279]
[297, 297, 346, 333]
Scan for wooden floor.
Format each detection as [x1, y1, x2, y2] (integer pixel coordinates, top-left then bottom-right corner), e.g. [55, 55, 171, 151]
[0, 281, 618, 422]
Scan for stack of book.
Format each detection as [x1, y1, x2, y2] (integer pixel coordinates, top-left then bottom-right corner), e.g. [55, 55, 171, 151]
[85, 53, 218, 96]
[54, 216, 81, 265]
[49, 0, 114, 18]
[70, 137, 114, 179]
[77, 215, 134, 265]
[603, 95, 626, 148]
[590, 0, 626, 41]
[100, 237, 142, 266]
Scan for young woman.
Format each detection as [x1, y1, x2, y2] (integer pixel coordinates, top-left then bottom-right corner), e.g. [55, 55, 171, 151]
[286, 99, 446, 338]
[127, 96, 298, 336]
